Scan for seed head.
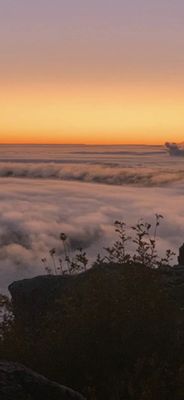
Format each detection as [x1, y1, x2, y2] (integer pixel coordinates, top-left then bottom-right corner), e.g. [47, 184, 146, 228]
[60, 233, 67, 242]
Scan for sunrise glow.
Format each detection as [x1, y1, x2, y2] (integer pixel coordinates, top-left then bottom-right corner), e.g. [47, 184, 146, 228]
[1, 81, 184, 145]
[1, 1, 184, 144]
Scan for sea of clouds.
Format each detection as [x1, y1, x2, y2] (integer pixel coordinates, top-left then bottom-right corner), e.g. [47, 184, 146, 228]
[0, 162, 184, 186]
[0, 176, 184, 292]
[0, 143, 184, 292]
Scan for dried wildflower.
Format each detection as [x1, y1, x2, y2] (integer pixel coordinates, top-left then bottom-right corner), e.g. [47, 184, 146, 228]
[60, 233, 67, 242]
[49, 248, 56, 256]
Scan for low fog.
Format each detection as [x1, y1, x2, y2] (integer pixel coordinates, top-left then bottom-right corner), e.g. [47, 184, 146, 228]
[0, 161, 184, 186]
[0, 177, 184, 292]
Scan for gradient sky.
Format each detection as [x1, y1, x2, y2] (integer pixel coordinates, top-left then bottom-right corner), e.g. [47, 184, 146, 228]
[1, 0, 184, 144]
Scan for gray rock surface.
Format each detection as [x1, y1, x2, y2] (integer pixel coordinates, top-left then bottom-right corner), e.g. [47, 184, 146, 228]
[0, 361, 85, 400]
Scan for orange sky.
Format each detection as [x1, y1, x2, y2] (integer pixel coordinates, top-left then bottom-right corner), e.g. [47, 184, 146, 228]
[1, 81, 184, 145]
[1, 1, 184, 145]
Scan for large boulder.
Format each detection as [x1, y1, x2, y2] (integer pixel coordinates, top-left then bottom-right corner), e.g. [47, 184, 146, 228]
[8, 264, 184, 327]
[0, 361, 85, 400]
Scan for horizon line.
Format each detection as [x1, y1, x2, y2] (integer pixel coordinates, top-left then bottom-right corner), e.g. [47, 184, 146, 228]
[0, 143, 164, 146]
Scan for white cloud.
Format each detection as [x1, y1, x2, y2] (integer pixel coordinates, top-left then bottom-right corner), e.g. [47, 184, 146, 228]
[0, 177, 183, 292]
[0, 161, 184, 186]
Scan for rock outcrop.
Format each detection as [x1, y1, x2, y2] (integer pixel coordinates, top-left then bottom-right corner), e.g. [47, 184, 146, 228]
[8, 273, 85, 327]
[0, 361, 85, 400]
[5, 263, 184, 399]
[178, 243, 184, 265]
[9, 263, 184, 325]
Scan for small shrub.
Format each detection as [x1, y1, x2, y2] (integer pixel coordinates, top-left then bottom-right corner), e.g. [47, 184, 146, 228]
[0, 294, 13, 340]
[105, 214, 175, 268]
[43, 214, 175, 275]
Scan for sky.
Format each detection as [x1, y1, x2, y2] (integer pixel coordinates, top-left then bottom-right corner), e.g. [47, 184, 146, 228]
[1, 0, 184, 144]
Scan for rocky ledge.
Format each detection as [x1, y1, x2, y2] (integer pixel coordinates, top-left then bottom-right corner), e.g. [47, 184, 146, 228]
[0, 361, 85, 400]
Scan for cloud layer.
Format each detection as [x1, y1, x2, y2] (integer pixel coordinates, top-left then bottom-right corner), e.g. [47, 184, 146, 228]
[0, 177, 184, 292]
[0, 162, 184, 187]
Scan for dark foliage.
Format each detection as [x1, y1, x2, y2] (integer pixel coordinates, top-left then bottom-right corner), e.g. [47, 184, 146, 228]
[42, 215, 175, 276]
